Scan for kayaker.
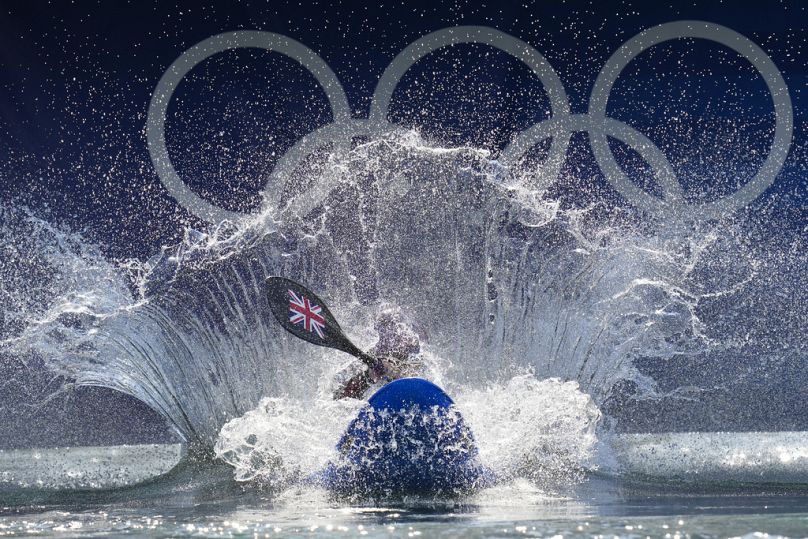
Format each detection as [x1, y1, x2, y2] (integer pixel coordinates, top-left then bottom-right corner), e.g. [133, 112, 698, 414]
[333, 307, 424, 399]
[264, 277, 494, 496]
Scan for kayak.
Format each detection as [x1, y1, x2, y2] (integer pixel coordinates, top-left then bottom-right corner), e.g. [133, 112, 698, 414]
[316, 377, 494, 497]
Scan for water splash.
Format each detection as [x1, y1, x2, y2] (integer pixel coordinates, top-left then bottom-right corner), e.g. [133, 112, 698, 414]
[215, 396, 363, 486]
[0, 130, 798, 459]
[456, 376, 601, 485]
[213, 374, 600, 491]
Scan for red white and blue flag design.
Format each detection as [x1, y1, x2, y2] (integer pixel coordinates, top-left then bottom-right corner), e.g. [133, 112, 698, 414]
[288, 289, 326, 339]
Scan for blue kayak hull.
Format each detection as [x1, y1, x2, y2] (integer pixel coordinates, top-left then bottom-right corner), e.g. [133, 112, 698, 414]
[318, 378, 493, 497]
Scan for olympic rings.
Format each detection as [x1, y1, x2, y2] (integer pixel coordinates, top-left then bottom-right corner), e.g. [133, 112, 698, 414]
[146, 21, 793, 224]
[146, 30, 350, 224]
[588, 21, 793, 220]
[369, 26, 572, 189]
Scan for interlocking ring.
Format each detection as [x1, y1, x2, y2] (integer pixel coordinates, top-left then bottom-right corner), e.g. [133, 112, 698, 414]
[146, 21, 793, 224]
[588, 21, 793, 220]
[146, 30, 351, 224]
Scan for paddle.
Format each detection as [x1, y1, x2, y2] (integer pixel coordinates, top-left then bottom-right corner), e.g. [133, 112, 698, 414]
[265, 276, 385, 377]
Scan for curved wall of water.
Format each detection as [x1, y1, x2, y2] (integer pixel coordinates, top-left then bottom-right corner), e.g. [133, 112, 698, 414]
[3, 131, 770, 449]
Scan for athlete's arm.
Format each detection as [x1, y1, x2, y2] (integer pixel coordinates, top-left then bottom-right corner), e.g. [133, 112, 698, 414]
[333, 368, 376, 399]
[333, 356, 412, 400]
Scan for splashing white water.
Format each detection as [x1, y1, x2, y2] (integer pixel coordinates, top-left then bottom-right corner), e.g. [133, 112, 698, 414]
[214, 372, 601, 490]
[1, 130, 801, 456]
[215, 397, 363, 485]
[456, 376, 601, 484]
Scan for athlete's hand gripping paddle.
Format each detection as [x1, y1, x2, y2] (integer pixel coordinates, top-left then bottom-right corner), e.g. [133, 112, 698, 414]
[265, 276, 385, 377]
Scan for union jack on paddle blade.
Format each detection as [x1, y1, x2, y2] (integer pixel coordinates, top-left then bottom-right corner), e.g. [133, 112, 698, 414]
[288, 289, 326, 339]
[266, 276, 357, 354]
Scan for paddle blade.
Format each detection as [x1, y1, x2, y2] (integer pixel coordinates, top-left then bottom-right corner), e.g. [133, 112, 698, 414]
[265, 276, 351, 351]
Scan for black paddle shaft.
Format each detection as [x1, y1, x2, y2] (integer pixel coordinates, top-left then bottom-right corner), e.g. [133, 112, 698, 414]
[265, 277, 383, 375]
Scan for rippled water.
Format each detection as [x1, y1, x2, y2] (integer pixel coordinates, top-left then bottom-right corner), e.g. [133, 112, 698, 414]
[3, 436, 808, 538]
[4, 459, 808, 538]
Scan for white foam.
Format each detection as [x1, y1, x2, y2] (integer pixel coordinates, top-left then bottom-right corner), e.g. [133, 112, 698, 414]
[455, 375, 601, 483]
[215, 374, 602, 488]
[215, 397, 363, 486]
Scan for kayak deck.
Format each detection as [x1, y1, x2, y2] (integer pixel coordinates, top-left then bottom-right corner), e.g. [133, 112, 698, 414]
[317, 378, 494, 497]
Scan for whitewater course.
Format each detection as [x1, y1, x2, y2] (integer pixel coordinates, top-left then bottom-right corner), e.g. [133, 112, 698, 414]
[0, 21, 806, 538]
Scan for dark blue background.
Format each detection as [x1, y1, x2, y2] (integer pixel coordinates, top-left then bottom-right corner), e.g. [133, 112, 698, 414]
[0, 0, 805, 447]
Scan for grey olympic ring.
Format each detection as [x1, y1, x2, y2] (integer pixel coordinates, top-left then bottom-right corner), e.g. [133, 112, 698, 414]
[146, 30, 351, 224]
[146, 21, 793, 224]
